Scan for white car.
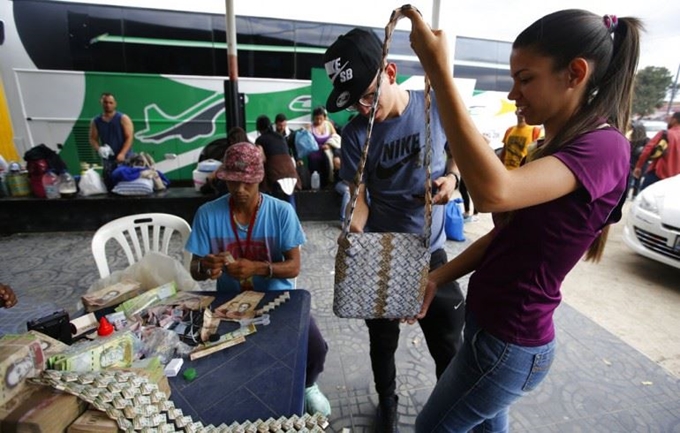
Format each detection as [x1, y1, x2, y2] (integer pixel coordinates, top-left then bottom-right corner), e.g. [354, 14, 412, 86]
[623, 174, 680, 269]
[640, 119, 667, 139]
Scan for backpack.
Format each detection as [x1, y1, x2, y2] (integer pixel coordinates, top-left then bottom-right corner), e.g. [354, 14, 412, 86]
[23, 144, 68, 197]
[24, 144, 68, 174]
[649, 131, 668, 161]
[293, 129, 319, 160]
[26, 159, 50, 198]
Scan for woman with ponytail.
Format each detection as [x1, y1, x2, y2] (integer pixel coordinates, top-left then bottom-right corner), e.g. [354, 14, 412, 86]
[403, 8, 642, 432]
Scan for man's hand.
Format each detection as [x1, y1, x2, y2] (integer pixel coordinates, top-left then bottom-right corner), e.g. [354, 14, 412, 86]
[633, 167, 642, 179]
[0, 284, 17, 308]
[115, 153, 126, 163]
[201, 253, 230, 279]
[224, 258, 259, 280]
[98, 145, 114, 159]
[432, 174, 457, 205]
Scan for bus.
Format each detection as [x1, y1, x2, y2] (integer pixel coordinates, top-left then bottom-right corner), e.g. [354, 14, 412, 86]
[0, 0, 515, 181]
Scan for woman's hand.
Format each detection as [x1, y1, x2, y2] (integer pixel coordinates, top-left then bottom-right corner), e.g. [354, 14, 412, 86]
[401, 8, 450, 77]
[403, 279, 438, 324]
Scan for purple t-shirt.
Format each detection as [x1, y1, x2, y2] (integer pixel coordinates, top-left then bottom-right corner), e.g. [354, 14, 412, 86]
[467, 127, 630, 346]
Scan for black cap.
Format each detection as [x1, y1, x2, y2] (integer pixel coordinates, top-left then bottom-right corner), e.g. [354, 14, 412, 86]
[323, 28, 382, 113]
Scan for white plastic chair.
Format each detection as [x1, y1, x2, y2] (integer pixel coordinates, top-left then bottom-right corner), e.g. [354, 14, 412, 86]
[92, 213, 192, 278]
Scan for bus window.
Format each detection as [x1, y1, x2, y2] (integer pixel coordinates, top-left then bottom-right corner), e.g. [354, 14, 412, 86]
[122, 8, 213, 76]
[82, 5, 125, 73]
[14, 1, 72, 70]
[233, 17, 295, 79]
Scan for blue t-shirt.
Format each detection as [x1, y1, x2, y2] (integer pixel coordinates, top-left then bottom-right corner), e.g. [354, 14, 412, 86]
[186, 194, 306, 292]
[468, 127, 630, 346]
[339, 90, 448, 252]
[93, 112, 129, 156]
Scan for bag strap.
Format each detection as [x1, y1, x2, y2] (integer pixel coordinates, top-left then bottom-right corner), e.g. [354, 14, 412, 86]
[342, 5, 433, 249]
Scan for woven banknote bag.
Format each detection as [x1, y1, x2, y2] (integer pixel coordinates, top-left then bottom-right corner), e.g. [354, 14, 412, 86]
[334, 7, 433, 319]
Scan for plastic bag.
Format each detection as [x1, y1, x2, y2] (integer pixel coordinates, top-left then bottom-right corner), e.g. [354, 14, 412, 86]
[79, 168, 107, 196]
[445, 198, 465, 242]
[85, 252, 200, 303]
[138, 327, 193, 364]
[294, 129, 319, 159]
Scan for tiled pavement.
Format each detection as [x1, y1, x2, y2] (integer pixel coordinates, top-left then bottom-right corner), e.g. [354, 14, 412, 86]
[1, 222, 679, 432]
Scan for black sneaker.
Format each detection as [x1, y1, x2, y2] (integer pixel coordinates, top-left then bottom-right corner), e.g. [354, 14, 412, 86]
[375, 394, 399, 433]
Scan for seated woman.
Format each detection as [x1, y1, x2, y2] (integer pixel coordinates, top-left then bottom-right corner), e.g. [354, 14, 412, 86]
[307, 106, 337, 188]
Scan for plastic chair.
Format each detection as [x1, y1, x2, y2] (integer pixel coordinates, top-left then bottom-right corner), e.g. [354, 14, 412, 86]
[92, 213, 192, 278]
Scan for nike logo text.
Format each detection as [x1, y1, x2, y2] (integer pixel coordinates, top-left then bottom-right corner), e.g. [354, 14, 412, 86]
[375, 133, 421, 180]
[325, 58, 352, 84]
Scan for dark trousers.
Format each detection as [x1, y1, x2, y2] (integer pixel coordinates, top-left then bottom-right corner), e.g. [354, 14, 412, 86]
[306, 315, 328, 387]
[102, 158, 119, 192]
[459, 179, 477, 215]
[640, 170, 660, 191]
[268, 183, 297, 211]
[365, 248, 465, 398]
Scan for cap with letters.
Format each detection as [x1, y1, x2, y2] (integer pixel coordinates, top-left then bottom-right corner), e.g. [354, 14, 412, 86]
[323, 28, 382, 113]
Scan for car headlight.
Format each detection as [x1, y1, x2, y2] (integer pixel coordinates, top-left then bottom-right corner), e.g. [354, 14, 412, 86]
[637, 192, 662, 215]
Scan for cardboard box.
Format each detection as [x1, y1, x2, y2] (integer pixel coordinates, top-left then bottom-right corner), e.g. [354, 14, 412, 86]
[0, 335, 45, 407]
[66, 410, 118, 433]
[0, 384, 87, 433]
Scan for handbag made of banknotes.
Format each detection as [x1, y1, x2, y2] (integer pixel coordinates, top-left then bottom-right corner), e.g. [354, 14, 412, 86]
[334, 6, 433, 319]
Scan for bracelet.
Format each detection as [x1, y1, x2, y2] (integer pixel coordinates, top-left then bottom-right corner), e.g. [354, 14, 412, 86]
[266, 262, 273, 278]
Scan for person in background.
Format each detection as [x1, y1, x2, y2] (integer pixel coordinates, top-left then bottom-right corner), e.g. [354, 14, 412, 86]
[324, 27, 465, 432]
[500, 108, 542, 170]
[255, 115, 300, 209]
[0, 283, 17, 308]
[458, 177, 478, 222]
[627, 121, 648, 198]
[227, 126, 250, 147]
[633, 112, 680, 191]
[201, 126, 252, 196]
[307, 106, 337, 188]
[185, 143, 331, 417]
[335, 179, 351, 225]
[275, 113, 291, 138]
[405, 8, 639, 431]
[89, 93, 134, 191]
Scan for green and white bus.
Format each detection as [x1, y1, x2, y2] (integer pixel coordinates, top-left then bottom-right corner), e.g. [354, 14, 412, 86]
[0, 0, 515, 180]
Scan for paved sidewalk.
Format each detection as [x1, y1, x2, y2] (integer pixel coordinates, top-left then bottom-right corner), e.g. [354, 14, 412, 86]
[1, 217, 679, 431]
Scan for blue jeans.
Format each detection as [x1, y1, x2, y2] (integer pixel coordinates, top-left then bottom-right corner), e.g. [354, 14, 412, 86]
[640, 170, 660, 192]
[416, 315, 555, 433]
[335, 181, 350, 221]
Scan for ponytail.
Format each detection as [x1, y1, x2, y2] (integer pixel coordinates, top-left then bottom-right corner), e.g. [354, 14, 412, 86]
[514, 10, 643, 262]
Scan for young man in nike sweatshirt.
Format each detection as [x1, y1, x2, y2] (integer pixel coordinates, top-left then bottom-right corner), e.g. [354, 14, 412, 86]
[323, 28, 465, 432]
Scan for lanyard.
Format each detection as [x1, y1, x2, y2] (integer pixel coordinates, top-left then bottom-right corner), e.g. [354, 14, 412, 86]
[228, 194, 261, 260]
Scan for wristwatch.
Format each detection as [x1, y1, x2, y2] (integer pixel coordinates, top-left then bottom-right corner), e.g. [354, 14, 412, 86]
[446, 172, 460, 189]
[196, 259, 211, 278]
